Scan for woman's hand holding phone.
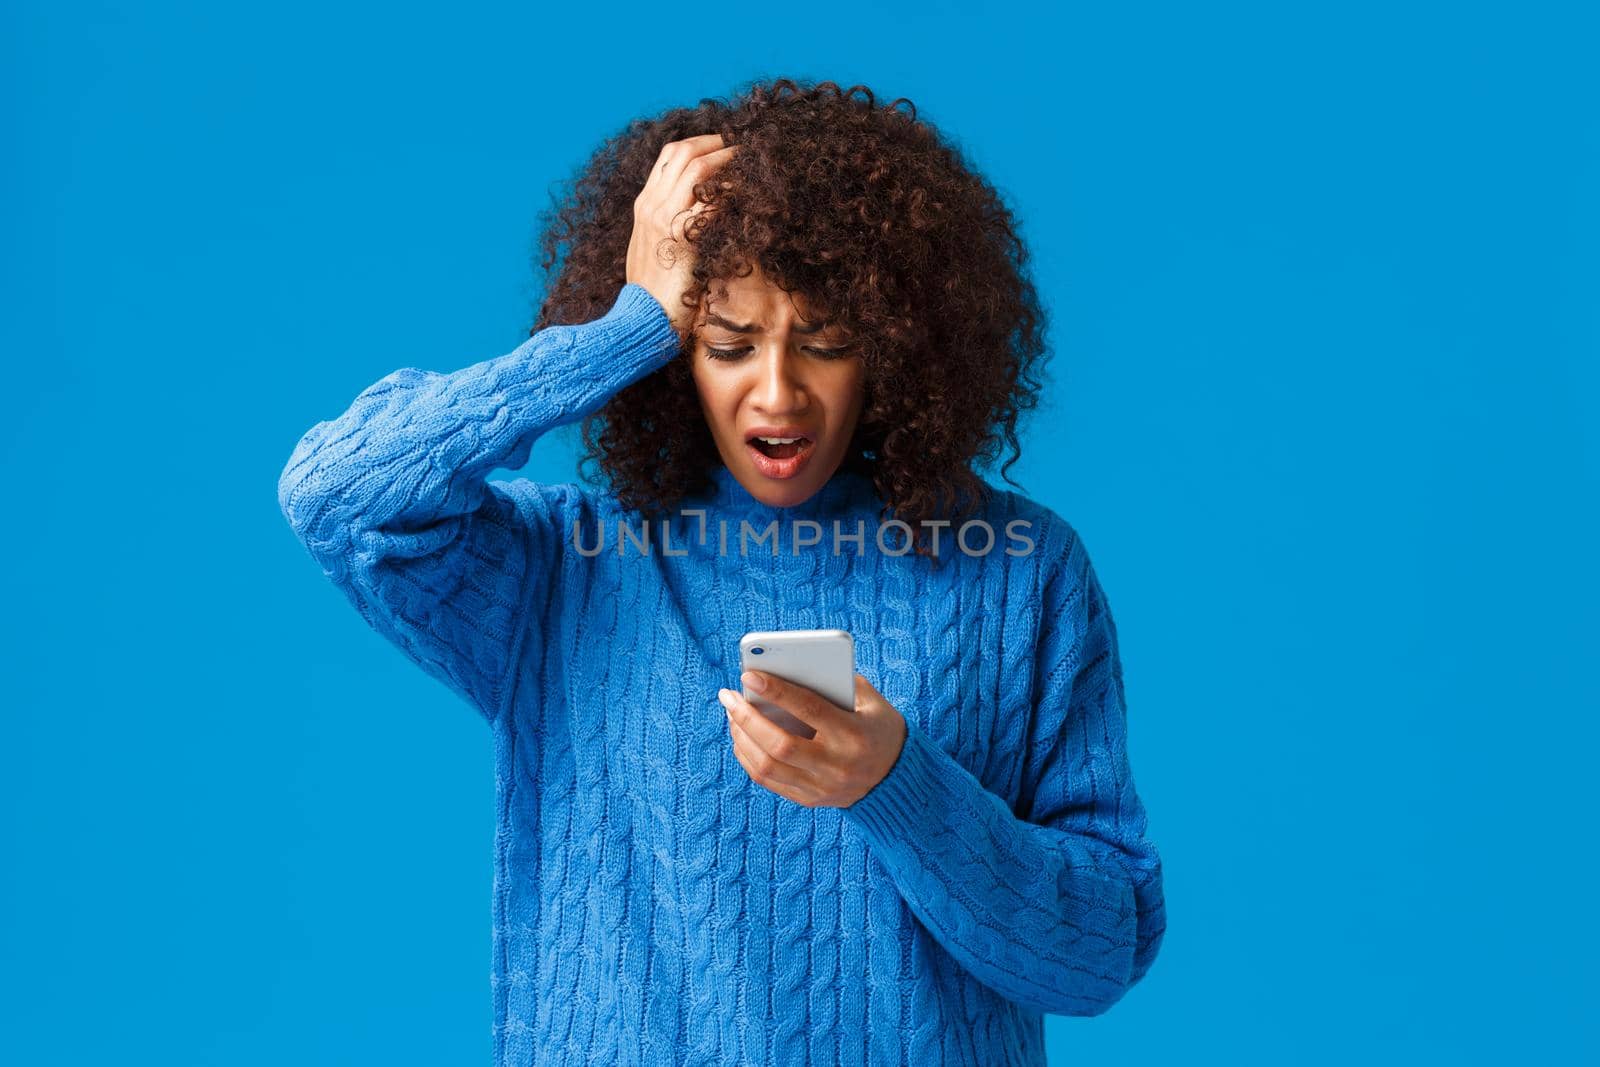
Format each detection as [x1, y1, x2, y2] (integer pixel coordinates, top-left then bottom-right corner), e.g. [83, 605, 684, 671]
[625, 133, 739, 334]
[717, 671, 908, 810]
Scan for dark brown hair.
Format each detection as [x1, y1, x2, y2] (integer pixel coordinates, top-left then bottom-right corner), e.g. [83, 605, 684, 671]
[529, 77, 1048, 557]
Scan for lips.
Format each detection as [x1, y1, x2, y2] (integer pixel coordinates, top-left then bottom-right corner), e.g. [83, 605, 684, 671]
[744, 427, 817, 480]
[747, 427, 812, 451]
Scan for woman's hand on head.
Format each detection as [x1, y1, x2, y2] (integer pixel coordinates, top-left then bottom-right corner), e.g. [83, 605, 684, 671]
[717, 672, 908, 809]
[627, 133, 739, 335]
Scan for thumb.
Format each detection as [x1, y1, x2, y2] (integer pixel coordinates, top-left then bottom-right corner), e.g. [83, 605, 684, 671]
[852, 672, 888, 714]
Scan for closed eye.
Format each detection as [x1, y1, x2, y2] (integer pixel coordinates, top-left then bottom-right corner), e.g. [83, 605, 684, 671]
[704, 346, 856, 362]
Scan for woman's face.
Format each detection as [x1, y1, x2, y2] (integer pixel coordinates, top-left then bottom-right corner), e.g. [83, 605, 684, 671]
[689, 267, 866, 508]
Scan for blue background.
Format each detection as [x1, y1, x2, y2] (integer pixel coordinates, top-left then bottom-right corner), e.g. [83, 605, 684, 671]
[5, 1, 1596, 1062]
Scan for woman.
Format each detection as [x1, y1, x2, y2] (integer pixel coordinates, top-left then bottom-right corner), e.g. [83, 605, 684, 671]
[278, 78, 1165, 1067]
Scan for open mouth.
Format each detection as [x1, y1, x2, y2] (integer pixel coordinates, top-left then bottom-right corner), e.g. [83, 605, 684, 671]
[748, 434, 812, 459]
[745, 430, 817, 479]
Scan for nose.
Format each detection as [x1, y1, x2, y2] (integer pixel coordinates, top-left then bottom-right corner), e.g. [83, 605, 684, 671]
[750, 347, 808, 415]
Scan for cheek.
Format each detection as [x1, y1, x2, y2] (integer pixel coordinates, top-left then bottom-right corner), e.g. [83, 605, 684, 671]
[826, 367, 868, 415]
[690, 365, 740, 427]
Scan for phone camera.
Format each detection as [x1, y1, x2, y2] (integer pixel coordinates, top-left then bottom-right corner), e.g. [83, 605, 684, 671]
[749, 646, 764, 655]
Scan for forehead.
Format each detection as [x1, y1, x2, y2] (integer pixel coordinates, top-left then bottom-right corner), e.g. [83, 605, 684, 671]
[704, 271, 828, 326]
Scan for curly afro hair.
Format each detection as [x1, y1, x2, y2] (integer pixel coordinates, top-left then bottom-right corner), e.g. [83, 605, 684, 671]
[528, 77, 1048, 558]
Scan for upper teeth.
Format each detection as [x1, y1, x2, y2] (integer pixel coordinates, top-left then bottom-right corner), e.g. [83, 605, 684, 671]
[756, 436, 803, 444]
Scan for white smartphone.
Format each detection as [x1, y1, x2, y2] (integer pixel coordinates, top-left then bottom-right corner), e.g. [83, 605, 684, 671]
[739, 628, 856, 739]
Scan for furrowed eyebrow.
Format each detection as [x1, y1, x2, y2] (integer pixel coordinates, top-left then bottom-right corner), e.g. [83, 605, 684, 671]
[703, 312, 831, 335]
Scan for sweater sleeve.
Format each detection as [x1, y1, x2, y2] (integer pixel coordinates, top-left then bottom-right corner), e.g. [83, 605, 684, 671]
[276, 283, 682, 724]
[840, 524, 1167, 1016]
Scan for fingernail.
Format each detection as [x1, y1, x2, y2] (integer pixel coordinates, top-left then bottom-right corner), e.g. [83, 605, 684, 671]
[741, 671, 766, 693]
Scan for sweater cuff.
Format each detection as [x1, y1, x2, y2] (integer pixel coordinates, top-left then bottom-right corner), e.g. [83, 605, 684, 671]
[842, 718, 951, 845]
[580, 283, 683, 370]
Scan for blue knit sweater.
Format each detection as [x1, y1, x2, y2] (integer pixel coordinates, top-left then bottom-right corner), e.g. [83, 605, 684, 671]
[277, 283, 1165, 1066]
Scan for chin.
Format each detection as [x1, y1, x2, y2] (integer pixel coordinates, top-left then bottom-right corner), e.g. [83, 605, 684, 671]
[742, 474, 808, 504]
[733, 457, 834, 506]
[760, 484, 817, 507]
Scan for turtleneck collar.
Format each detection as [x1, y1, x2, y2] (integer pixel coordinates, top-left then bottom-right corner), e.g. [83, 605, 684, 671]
[700, 462, 876, 520]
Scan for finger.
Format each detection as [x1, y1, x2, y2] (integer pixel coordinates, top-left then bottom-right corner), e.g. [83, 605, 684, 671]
[651, 133, 729, 188]
[741, 670, 849, 733]
[729, 713, 809, 788]
[666, 148, 739, 234]
[680, 179, 733, 218]
[853, 672, 890, 710]
[670, 144, 740, 202]
[721, 687, 815, 766]
[728, 738, 822, 807]
[727, 706, 822, 795]
[652, 134, 724, 180]
[667, 186, 730, 243]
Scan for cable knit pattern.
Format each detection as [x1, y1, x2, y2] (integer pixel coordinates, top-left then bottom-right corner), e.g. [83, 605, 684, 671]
[277, 283, 1166, 1066]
